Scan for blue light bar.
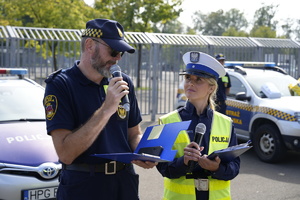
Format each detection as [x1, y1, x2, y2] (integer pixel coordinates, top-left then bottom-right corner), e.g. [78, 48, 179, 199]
[225, 61, 276, 67]
[0, 68, 28, 75]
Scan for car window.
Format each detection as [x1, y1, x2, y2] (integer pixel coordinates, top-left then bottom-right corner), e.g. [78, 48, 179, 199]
[228, 76, 246, 98]
[0, 83, 45, 121]
[245, 73, 297, 97]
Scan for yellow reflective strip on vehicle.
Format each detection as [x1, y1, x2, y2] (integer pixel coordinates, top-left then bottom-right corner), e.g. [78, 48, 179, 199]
[226, 100, 297, 122]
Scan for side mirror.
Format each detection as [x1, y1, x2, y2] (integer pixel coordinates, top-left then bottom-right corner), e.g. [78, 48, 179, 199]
[236, 92, 251, 101]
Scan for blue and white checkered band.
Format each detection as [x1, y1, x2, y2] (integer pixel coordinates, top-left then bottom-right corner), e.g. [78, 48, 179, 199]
[186, 63, 219, 80]
[190, 52, 200, 63]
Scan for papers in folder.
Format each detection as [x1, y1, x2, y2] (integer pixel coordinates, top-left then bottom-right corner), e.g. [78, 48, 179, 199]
[207, 141, 252, 162]
[92, 120, 191, 163]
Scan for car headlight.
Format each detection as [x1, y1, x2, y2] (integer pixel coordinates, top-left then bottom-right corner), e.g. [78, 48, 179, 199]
[295, 112, 300, 124]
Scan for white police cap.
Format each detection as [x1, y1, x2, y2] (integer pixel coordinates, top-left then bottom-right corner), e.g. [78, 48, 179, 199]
[180, 51, 226, 80]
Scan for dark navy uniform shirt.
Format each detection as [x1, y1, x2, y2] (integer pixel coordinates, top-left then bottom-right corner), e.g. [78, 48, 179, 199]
[43, 61, 142, 164]
[216, 72, 231, 102]
[156, 101, 240, 200]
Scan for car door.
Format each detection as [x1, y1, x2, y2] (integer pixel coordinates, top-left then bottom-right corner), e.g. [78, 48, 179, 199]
[226, 74, 253, 138]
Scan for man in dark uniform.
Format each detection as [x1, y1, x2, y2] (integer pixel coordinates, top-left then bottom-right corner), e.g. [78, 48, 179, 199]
[215, 53, 231, 115]
[43, 18, 156, 200]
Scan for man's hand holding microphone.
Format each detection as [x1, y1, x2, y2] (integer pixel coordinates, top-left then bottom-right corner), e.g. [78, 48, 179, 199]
[102, 64, 130, 116]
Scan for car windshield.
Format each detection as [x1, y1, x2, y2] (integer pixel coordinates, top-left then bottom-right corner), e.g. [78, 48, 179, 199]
[0, 83, 45, 121]
[245, 72, 297, 97]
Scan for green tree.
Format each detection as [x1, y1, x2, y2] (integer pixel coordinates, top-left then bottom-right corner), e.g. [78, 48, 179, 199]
[193, 10, 225, 36]
[0, 0, 11, 26]
[94, 0, 183, 32]
[157, 19, 184, 33]
[185, 26, 197, 35]
[250, 26, 276, 38]
[0, 0, 100, 70]
[192, 9, 248, 36]
[294, 19, 300, 41]
[252, 4, 278, 30]
[224, 9, 248, 31]
[222, 27, 249, 37]
[1, 0, 98, 28]
[281, 18, 294, 39]
[250, 4, 278, 38]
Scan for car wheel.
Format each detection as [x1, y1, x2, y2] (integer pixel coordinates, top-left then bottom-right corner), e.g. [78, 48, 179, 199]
[253, 124, 286, 163]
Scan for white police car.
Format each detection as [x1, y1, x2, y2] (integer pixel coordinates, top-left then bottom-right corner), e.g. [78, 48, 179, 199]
[225, 62, 300, 163]
[175, 62, 300, 163]
[0, 68, 60, 200]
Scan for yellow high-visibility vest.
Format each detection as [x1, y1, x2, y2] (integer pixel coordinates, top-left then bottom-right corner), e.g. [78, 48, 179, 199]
[159, 110, 232, 200]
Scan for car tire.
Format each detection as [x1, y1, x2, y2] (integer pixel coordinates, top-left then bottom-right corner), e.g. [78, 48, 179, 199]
[253, 124, 286, 163]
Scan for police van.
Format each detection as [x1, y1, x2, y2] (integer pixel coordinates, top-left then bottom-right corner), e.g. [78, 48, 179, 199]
[225, 62, 300, 163]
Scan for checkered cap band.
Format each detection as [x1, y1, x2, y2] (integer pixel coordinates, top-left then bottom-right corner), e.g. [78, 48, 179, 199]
[82, 28, 103, 38]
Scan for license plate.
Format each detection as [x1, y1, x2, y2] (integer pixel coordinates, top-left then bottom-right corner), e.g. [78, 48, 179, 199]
[22, 186, 58, 200]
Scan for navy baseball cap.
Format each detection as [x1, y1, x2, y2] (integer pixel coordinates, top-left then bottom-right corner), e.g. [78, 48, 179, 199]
[180, 51, 225, 80]
[215, 53, 226, 60]
[81, 19, 135, 53]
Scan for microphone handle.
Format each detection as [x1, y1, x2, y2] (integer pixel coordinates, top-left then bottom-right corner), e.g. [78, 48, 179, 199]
[188, 132, 203, 173]
[194, 132, 203, 146]
[112, 71, 130, 111]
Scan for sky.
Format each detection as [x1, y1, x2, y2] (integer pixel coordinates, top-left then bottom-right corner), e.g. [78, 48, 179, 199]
[84, 0, 298, 29]
[179, 0, 298, 25]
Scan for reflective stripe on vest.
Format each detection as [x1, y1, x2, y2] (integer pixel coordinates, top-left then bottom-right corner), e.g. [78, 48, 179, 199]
[159, 110, 232, 200]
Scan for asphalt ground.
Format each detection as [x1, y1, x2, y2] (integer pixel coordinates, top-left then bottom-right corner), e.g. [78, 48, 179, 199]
[136, 116, 300, 200]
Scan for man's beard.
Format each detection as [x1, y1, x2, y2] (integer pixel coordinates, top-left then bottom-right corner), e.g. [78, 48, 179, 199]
[90, 46, 115, 78]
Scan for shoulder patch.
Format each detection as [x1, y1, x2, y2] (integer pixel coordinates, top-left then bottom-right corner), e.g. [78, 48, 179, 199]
[44, 95, 58, 120]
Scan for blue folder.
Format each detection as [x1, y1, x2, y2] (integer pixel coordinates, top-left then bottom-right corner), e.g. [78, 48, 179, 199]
[92, 120, 191, 163]
[207, 141, 252, 162]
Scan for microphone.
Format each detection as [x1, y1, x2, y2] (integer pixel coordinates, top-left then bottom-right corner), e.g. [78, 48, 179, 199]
[194, 123, 206, 147]
[188, 123, 206, 173]
[109, 64, 130, 111]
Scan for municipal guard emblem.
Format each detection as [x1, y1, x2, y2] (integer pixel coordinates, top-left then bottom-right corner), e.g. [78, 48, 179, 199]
[117, 105, 127, 120]
[44, 95, 58, 120]
[190, 52, 200, 63]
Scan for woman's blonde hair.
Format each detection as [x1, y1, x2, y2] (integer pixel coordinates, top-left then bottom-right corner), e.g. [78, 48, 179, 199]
[206, 77, 218, 111]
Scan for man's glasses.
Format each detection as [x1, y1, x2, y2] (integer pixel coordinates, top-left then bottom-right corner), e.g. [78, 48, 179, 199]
[91, 38, 124, 57]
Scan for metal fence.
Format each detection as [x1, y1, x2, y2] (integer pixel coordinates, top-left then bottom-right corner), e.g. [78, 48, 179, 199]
[1, 25, 300, 121]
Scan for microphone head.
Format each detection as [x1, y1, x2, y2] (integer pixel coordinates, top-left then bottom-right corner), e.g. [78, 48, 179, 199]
[109, 64, 121, 74]
[195, 123, 206, 134]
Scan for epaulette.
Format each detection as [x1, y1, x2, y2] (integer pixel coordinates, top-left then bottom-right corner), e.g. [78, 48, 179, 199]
[45, 69, 63, 83]
[177, 106, 185, 112]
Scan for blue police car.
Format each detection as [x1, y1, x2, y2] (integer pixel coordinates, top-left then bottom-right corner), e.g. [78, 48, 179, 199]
[175, 62, 300, 163]
[0, 68, 60, 200]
